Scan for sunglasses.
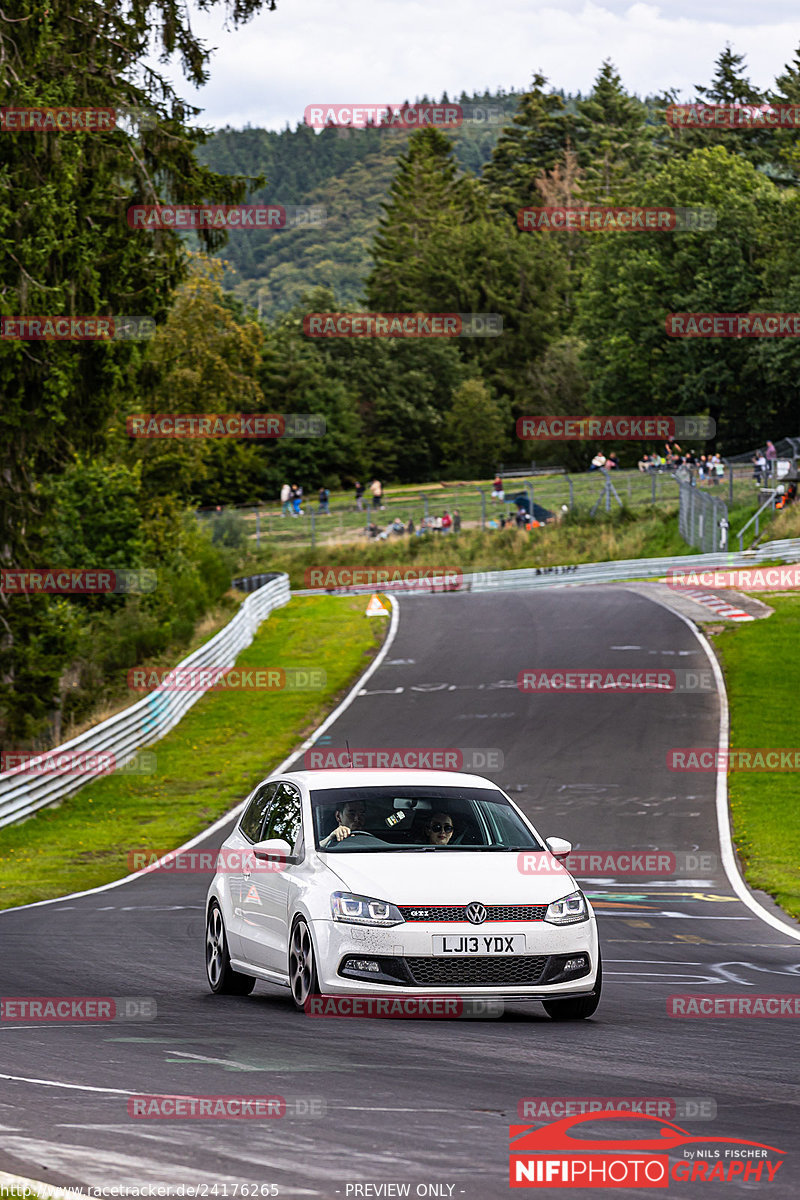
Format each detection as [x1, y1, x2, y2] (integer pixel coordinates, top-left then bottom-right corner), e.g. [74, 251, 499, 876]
[429, 822, 453, 833]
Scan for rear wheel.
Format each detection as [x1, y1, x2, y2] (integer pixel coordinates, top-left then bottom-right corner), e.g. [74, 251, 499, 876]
[542, 955, 602, 1021]
[205, 901, 256, 995]
[289, 918, 319, 1011]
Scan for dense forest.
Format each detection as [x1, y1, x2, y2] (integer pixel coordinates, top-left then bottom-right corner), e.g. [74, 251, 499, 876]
[3, 0, 800, 740]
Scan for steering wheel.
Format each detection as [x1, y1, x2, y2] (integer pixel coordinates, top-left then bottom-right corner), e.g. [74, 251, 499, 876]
[326, 829, 379, 845]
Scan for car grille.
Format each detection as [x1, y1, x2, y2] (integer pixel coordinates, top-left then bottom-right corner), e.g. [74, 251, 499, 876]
[398, 904, 548, 922]
[403, 955, 549, 986]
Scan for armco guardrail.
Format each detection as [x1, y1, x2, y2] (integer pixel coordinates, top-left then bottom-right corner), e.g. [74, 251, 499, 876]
[293, 538, 800, 597]
[0, 573, 290, 829]
[463, 538, 800, 592]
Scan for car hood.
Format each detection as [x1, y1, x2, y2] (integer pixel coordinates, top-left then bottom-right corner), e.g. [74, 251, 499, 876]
[321, 851, 578, 906]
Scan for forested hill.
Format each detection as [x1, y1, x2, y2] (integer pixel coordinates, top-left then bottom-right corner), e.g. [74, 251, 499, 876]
[195, 89, 525, 316]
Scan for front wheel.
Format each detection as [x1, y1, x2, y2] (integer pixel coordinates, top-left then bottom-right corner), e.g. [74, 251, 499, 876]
[542, 955, 602, 1021]
[205, 901, 256, 995]
[289, 918, 320, 1011]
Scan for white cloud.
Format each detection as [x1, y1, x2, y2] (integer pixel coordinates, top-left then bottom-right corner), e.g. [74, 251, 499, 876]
[167, 0, 800, 130]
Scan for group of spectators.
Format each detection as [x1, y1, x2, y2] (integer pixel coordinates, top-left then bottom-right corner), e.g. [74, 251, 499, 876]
[752, 442, 777, 486]
[280, 482, 305, 516]
[354, 479, 384, 511]
[632, 444, 725, 483]
[367, 511, 462, 540]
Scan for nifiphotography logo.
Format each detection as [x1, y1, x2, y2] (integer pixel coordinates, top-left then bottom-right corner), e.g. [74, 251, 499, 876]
[508, 1112, 785, 1188]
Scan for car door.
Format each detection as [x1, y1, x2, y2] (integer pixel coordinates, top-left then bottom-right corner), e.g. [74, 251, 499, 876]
[239, 780, 304, 973]
[230, 781, 278, 957]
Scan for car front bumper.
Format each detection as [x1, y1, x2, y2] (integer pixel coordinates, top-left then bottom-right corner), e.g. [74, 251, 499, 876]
[312, 917, 599, 998]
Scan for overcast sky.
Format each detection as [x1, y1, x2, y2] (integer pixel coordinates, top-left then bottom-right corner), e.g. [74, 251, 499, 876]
[168, 0, 800, 132]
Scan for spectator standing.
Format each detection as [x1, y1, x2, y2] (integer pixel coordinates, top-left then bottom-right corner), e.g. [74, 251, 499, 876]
[407, 517, 415, 535]
[292, 483, 303, 515]
[442, 511, 452, 533]
[766, 440, 777, 470]
[491, 475, 504, 502]
[370, 478, 384, 510]
[354, 480, 365, 512]
[280, 482, 291, 517]
[452, 509, 461, 533]
[318, 486, 330, 514]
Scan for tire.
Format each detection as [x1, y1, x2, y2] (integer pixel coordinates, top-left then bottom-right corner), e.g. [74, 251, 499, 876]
[205, 901, 256, 995]
[542, 954, 602, 1021]
[289, 918, 320, 1011]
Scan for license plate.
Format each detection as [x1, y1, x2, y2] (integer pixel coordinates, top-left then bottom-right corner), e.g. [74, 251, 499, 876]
[432, 934, 526, 955]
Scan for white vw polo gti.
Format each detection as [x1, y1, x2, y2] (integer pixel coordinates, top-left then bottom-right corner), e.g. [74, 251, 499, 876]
[205, 769, 601, 1019]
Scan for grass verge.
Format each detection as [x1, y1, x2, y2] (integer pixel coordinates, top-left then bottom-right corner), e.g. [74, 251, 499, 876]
[0, 596, 386, 910]
[712, 594, 800, 923]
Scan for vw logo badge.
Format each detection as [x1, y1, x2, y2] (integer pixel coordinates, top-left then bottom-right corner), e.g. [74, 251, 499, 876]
[466, 901, 487, 925]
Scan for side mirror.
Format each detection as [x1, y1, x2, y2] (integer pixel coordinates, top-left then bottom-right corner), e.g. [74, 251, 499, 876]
[252, 838, 292, 863]
[545, 837, 572, 861]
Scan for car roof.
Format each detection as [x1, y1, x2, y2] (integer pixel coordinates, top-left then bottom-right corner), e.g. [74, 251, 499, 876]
[281, 769, 503, 792]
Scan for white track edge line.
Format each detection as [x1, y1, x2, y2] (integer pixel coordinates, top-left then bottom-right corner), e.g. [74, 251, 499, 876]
[0, 595, 400, 915]
[628, 586, 800, 942]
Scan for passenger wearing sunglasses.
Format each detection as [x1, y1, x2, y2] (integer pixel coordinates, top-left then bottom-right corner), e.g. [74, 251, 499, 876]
[424, 811, 454, 846]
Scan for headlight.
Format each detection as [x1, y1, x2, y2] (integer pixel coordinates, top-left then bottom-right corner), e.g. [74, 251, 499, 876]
[331, 891, 405, 927]
[544, 889, 589, 925]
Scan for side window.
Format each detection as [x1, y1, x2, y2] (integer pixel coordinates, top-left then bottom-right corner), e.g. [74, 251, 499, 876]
[263, 782, 303, 856]
[240, 782, 277, 842]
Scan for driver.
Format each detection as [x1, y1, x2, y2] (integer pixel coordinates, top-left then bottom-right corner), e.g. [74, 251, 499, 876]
[320, 799, 367, 847]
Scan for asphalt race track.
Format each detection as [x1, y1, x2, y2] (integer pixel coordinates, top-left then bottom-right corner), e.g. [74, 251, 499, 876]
[1, 586, 799, 1197]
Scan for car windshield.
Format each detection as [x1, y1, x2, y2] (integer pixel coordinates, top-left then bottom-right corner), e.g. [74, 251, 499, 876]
[310, 784, 544, 852]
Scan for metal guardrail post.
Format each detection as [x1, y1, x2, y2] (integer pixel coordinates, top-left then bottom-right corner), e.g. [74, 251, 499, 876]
[524, 482, 534, 522]
[419, 493, 429, 518]
[651, 471, 656, 504]
[310, 509, 316, 549]
[566, 475, 574, 510]
[255, 508, 261, 550]
[476, 488, 486, 530]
